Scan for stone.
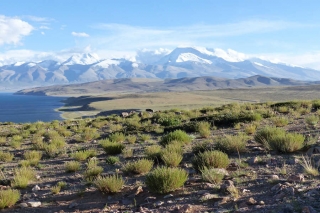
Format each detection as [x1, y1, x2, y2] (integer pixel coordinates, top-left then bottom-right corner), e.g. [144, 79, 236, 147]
[234, 207, 249, 213]
[287, 158, 299, 165]
[242, 189, 250, 194]
[135, 186, 143, 195]
[32, 185, 41, 191]
[269, 175, 279, 180]
[246, 197, 257, 205]
[178, 204, 193, 213]
[19, 203, 28, 208]
[287, 174, 304, 182]
[248, 156, 259, 165]
[27, 200, 41, 207]
[220, 180, 234, 191]
[284, 186, 295, 195]
[200, 193, 218, 201]
[68, 202, 78, 208]
[155, 201, 164, 207]
[35, 175, 41, 180]
[163, 194, 173, 199]
[144, 196, 156, 201]
[258, 200, 265, 205]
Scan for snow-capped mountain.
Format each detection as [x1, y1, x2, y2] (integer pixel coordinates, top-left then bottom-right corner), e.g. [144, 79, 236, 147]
[1, 47, 320, 90]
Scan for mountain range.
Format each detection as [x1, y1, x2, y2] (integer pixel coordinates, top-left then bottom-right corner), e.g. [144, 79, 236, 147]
[2, 47, 320, 90]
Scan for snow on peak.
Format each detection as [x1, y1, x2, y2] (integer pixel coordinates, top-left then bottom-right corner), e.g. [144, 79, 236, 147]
[94, 59, 121, 68]
[13, 61, 25, 66]
[176, 53, 212, 64]
[136, 48, 171, 64]
[212, 48, 247, 62]
[62, 53, 100, 65]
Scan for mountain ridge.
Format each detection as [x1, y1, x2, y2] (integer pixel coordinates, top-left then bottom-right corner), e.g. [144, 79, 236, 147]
[16, 75, 319, 96]
[2, 47, 320, 90]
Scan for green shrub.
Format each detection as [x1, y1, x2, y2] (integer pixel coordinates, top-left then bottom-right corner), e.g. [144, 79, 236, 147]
[161, 150, 183, 167]
[81, 127, 100, 142]
[100, 139, 125, 155]
[0, 136, 6, 144]
[145, 167, 188, 194]
[271, 117, 289, 127]
[215, 134, 247, 153]
[158, 116, 181, 127]
[51, 185, 61, 194]
[245, 124, 257, 135]
[108, 132, 126, 143]
[43, 143, 60, 158]
[140, 134, 151, 142]
[160, 130, 192, 146]
[255, 127, 305, 152]
[0, 189, 20, 209]
[24, 150, 42, 166]
[106, 156, 120, 165]
[126, 135, 137, 144]
[122, 148, 133, 158]
[201, 167, 225, 184]
[145, 145, 162, 161]
[94, 175, 124, 193]
[192, 150, 230, 172]
[65, 161, 81, 172]
[12, 167, 36, 189]
[0, 151, 14, 162]
[109, 124, 123, 132]
[196, 121, 211, 138]
[71, 150, 90, 161]
[122, 159, 153, 174]
[164, 142, 183, 155]
[9, 140, 21, 149]
[84, 158, 103, 180]
[305, 115, 319, 126]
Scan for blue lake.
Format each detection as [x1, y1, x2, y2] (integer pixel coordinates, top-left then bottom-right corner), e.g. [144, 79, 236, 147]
[0, 93, 66, 123]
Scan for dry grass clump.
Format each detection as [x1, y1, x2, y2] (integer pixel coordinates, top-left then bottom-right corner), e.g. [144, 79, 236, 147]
[94, 175, 124, 193]
[24, 150, 42, 166]
[305, 115, 319, 126]
[145, 166, 188, 194]
[84, 158, 103, 180]
[299, 155, 319, 176]
[12, 167, 36, 189]
[160, 130, 192, 146]
[0, 189, 20, 209]
[144, 145, 162, 162]
[122, 148, 134, 158]
[214, 134, 248, 153]
[108, 132, 126, 143]
[122, 159, 153, 174]
[100, 139, 125, 155]
[196, 121, 211, 138]
[106, 156, 120, 165]
[201, 167, 225, 184]
[65, 161, 81, 172]
[0, 151, 14, 162]
[271, 116, 289, 127]
[126, 134, 137, 144]
[161, 150, 183, 167]
[255, 126, 305, 153]
[192, 150, 230, 172]
[80, 127, 100, 142]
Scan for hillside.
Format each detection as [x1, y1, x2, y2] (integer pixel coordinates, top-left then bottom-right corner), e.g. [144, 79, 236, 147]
[15, 75, 315, 96]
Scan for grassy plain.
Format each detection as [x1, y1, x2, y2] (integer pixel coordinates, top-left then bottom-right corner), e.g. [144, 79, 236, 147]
[59, 85, 320, 119]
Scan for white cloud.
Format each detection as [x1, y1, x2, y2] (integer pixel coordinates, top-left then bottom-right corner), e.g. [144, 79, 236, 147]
[39, 26, 50, 30]
[0, 15, 34, 46]
[41, 32, 45, 35]
[71, 32, 90, 37]
[23, 15, 54, 22]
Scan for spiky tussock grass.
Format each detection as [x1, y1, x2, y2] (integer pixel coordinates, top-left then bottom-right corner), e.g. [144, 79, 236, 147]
[24, 150, 42, 166]
[192, 150, 230, 172]
[84, 158, 103, 180]
[160, 130, 192, 146]
[144, 145, 162, 161]
[64, 161, 81, 172]
[94, 175, 124, 193]
[201, 167, 225, 184]
[100, 139, 125, 155]
[161, 150, 183, 167]
[0, 189, 20, 209]
[299, 155, 319, 176]
[214, 133, 248, 154]
[145, 166, 188, 194]
[122, 159, 153, 174]
[0, 151, 14, 162]
[12, 166, 36, 189]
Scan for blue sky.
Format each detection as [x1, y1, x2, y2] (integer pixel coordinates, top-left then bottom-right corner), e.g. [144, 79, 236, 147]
[1, 0, 320, 68]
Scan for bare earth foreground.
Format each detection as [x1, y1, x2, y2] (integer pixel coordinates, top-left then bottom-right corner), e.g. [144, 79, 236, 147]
[1, 87, 320, 213]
